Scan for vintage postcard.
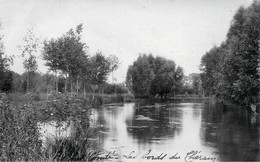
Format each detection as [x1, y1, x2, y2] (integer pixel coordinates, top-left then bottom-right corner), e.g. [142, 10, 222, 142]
[0, 0, 259, 161]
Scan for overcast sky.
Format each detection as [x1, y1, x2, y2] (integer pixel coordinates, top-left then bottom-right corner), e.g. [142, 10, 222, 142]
[0, 0, 253, 83]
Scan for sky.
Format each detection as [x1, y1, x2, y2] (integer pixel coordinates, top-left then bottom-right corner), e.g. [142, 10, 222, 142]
[0, 0, 253, 83]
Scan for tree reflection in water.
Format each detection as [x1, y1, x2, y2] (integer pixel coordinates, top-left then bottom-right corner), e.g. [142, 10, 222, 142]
[88, 101, 260, 161]
[202, 101, 260, 161]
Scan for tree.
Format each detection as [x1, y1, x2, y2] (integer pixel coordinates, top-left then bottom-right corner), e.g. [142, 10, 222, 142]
[126, 54, 184, 98]
[200, 44, 228, 97]
[224, 2, 260, 105]
[150, 58, 176, 98]
[89, 52, 111, 95]
[19, 26, 40, 92]
[43, 24, 88, 96]
[108, 54, 120, 94]
[173, 66, 184, 95]
[130, 54, 154, 98]
[0, 20, 13, 93]
[126, 65, 134, 93]
[200, 1, 260, 106]
[189, 73, 201, 95]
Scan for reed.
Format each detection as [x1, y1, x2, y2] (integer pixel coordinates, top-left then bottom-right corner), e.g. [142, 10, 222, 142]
[0, 93, 101, 161]
[43, 135, 100, 161]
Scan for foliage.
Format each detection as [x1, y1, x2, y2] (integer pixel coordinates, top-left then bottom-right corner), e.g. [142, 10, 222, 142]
[126, 54, 184, 98]
[43, 24, 88, 94]
[129, 54, 154, 98]
[43, 24, 87, 76]
[200, 45, 228, 97]
[89, 52, 111, 86]
[200, 1, 260, 106]
[126, 65, 134, 93]
[19, 26, 40, 92]
[108, 54, 120, 73]
[190, 73, 202, 95]
[0, 93, 42, 161]
[180, 73, 202, 95]
[0, 92, 101, 161]
[0, 70, 13, 93]
[102, 83, 128, 94]
[0, 21, 13, 93]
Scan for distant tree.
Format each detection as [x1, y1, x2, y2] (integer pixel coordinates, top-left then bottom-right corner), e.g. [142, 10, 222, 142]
[19, 26, 40, 92]
[130, 54, 154, 98]
[89, 52, 111, 95]
[189, 73, 201, 95]
[0, 20, 13, 93]
[172, 66, 184, 95]
[126, 65, 134, 93]
[150, 58, 176, 98]
[108, 54, 120, 94]
[11, 71, 22, 92]
[102, 83, 128, 94]
[126, 54, 184, 98]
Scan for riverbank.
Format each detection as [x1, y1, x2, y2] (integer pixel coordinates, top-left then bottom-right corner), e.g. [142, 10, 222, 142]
[0, 93, 101, 161]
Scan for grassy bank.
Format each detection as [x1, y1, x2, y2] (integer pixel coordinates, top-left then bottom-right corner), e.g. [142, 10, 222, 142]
[7, 92, 134, 106]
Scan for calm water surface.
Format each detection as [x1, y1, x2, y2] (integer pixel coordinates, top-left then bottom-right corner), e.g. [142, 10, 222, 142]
[40, 101, 260, 162]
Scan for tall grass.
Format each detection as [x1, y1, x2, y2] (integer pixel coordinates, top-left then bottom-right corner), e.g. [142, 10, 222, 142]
[0, 93, 101, 161]
[43, 133, 100, 161]
[0, 93, 42, 161]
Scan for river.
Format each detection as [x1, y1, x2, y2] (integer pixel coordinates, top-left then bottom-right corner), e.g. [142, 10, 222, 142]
[40, 101, 260, 162]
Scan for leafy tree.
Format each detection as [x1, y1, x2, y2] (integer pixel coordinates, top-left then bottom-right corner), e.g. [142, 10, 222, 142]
[102, 83, 128, 94]
[1, 70, 12, 93]
[126, 54, 184, 98]
[200, 45, 227, 97]
[0, 20, 13, 93]
[126, 65, 134, 93]
[224, 2, 260, 105]
[43, 24, 88, 96]
[173, 66, 184, 95]
[89, 52, 110, 90]
[108, 55, 120, 94]
[130, 54, 154, 98]
[19, 27, 40, 92]
[200, 1, 260, 106]
[80, 56, 92, 98]
[150, 58, 176, 98]
[189, 73, 201, 95]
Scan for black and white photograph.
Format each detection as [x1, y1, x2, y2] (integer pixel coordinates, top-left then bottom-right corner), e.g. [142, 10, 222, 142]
[0, 0, 259, 161]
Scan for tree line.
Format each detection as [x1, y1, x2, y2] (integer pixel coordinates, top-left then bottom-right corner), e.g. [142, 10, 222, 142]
[126, 54, 184, 98]
[200, 1, 260, 106]
[0, 23, 125, 97]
